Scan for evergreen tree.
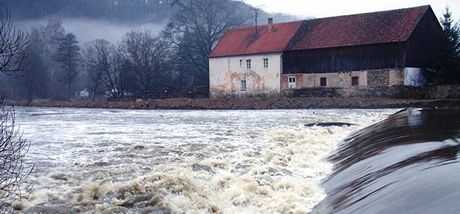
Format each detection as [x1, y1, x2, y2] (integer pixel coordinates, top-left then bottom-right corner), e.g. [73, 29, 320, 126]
[55, 33, 81, 100]
[427, 7, 460, 84]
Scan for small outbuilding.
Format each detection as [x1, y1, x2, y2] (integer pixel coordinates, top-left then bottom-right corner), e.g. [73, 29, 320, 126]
[209, 5, 442, 97]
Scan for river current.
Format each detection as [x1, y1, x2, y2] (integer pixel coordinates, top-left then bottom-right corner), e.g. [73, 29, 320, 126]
[15, 107, 395, 213]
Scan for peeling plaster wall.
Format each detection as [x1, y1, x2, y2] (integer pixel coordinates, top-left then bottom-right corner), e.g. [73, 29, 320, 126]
[209, 53, 282, 97]
[389, 69, 405, 86]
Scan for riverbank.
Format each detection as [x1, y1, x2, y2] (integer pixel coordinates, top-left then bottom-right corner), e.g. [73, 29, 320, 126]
[9, 97, 460, 109]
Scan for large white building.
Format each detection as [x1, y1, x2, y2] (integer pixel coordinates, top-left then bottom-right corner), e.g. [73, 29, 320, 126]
[209, 19, 302, 97]
[209, 6, 440, 97]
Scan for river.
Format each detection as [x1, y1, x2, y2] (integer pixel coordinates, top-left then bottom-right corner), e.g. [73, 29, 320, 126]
[14, 107, 395, 213]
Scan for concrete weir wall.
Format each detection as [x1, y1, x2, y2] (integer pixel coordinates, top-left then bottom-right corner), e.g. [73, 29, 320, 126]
[209, 53, 282, 97]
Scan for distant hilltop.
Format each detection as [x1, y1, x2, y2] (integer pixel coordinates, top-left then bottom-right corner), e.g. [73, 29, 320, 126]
[0, 0, 297, 24]
[0, 0, 176, 23]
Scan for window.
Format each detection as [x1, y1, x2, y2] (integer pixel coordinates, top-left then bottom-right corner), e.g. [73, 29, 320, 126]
[320, 77, 327, 87]
[240, 59, 243, 68]
[288, 76, 296, 89]
[352, 76, 359, 86]
[263, 58, 269, 68]
[246, 59, 252, 69]
[240, 80, 247, 91]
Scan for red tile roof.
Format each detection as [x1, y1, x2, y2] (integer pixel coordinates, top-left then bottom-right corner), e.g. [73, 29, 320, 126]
[209, 21, 303, 58]
[209, 5, 431, 58]
[288, 5, 431, 50]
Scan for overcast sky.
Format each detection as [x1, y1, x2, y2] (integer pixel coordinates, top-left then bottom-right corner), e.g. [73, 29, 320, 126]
[244, 0, 460, 22]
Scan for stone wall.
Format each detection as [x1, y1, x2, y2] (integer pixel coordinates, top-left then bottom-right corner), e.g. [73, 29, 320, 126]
[282, 69, 404, 90]
[284, 85, 460, 99]
[367, 70, 389, 87]
[282, 70, 368, 89]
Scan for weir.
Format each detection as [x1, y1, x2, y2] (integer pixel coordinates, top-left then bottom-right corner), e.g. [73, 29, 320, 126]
[313, 108, 460, 213]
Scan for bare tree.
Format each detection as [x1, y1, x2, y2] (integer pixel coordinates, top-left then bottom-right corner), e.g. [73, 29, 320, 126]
[122, 31, 173, 97]
[38, 19, 66, 99]
[0, 11, 29, 75]
[84, 40, 107, 98]
[0, 10, 32, 212]
[164, 0, 249, 89]
[0, 105, 31, 211]
[22, 28, 48, 102]
[84, 39, 131, 98]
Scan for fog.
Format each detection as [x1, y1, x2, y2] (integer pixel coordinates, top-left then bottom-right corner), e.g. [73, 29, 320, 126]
[16, 19, 167, 44]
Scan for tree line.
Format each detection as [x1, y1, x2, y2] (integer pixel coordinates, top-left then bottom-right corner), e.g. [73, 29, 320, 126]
[2, 0, 254, 101]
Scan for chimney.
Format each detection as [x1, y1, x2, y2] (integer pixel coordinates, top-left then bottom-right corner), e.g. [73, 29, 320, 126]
[268, 18, 274, 32]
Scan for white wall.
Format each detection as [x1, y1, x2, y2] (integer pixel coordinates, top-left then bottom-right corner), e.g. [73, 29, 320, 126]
[404, 67, 426, 87]
[209, 53, 282, 96]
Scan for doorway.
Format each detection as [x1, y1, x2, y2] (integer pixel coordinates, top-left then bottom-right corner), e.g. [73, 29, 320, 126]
[288, 76, 296, 89]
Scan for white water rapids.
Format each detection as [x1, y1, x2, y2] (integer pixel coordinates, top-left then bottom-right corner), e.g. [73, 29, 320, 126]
[14, 107, 396, 213]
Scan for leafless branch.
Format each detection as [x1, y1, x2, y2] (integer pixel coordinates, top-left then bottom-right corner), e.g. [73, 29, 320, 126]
[0, 101, 33, 212]
[0, 10, 30, 76]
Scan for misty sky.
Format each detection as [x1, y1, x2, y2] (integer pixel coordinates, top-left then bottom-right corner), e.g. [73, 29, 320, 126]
[244, 0, 460, 22]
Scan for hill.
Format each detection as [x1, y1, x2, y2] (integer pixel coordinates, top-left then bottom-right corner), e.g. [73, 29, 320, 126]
[0, 0, 175, 23]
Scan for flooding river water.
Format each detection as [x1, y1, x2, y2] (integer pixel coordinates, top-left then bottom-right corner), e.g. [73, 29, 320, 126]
[313, 108, 460, 214]
[15, 107, 396, 213]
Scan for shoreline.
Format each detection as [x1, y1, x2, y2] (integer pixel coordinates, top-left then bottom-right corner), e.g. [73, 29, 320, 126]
[8, 97, 460, 110]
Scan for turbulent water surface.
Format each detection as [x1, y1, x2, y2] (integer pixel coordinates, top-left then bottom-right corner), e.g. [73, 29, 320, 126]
[313, 108, 460, 214]
[15, 107, 395, 213]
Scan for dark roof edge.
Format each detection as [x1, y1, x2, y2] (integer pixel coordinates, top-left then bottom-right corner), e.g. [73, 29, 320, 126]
[209, 51, 283, 59]
[286, 41, 407, 52]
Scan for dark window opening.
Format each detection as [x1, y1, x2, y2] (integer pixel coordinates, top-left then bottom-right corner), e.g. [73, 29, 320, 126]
[320, 77, 327, 87]
[263, 58, 269, 68]
[352, 76, 359, 86]
[240, 80, 247, 91]
[246, 59, 252, 69]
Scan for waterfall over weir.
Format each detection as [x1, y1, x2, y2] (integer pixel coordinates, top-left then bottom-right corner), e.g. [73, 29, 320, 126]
[313, 108, 460, 214]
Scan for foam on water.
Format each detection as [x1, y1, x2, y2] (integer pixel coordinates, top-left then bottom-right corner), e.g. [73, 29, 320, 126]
[14, 107, 396, 213]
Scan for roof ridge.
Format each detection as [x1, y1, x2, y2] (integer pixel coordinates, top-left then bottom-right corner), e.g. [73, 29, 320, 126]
[303, 5, 430, 23]
[227, 5, 430, 33]
[227, 20, 304, 32]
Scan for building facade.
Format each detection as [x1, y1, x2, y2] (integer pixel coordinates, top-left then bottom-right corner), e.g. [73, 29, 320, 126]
[208, 18, 302, 97]
[209, 5, 442, 97]
[209, 53, 282, 95]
